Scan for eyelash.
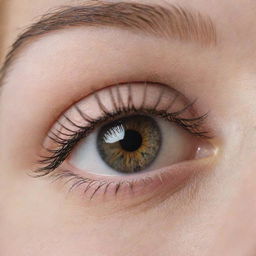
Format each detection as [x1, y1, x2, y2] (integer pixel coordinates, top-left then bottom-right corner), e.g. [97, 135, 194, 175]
[34, 82, 210, 199]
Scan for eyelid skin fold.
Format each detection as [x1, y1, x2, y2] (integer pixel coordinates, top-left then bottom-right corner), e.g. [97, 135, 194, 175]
[33, 81, 214, 204]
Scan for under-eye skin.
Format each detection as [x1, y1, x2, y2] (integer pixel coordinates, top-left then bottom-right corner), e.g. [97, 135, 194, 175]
[35, 82, 214, 201]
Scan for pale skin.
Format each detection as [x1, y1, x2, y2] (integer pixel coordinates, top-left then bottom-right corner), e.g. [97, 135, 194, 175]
[1, 0, 256, 255]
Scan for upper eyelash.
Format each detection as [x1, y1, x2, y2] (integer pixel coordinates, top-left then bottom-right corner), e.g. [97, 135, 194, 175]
[35, 82, 211, 177]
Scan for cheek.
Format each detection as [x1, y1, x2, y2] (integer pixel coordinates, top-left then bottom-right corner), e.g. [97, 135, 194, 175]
[0, 171, 165, 255]
[213, 161, 256, 254]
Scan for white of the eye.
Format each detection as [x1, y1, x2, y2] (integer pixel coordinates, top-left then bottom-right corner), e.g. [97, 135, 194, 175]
[103, 124, 125, 144]
[70, 128, 120, 176]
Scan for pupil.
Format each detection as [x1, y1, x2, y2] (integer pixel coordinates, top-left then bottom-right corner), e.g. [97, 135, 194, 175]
[119, 129, 142, 152]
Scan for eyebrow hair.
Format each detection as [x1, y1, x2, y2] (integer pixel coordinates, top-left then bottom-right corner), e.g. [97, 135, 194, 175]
[0, 1, 217, 85]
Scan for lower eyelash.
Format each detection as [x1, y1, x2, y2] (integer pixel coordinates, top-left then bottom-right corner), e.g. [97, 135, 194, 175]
[50, 169, 161, 200]
[35, 82, 211, 179]
[52, 170, 129, 200]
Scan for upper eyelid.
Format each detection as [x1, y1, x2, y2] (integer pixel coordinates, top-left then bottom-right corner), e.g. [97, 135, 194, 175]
[0, 1, 217, 86]
[43, 81, 190, 138]
[50, 81, 205, 137]
[46, 81, 189, 133]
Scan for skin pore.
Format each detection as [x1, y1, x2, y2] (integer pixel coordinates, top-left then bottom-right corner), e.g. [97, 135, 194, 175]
[1, 0, 256, 255]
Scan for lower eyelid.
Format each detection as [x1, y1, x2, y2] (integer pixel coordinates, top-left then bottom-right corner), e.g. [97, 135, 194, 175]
[52, 157, 212, 204]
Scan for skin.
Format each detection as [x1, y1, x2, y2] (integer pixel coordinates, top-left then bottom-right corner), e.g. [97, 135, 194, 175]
[1, 0, 256, 255]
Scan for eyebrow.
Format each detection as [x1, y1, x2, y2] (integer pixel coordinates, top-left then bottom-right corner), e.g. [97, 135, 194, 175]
[0, 1, 217, 84]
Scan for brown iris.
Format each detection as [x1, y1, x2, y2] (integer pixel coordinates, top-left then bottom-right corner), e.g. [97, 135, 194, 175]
[97, 115, 161, 173]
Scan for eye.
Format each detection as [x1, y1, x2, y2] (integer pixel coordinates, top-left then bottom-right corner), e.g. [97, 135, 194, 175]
[37, 82, 214, 200]
[70, 114, 198, 175]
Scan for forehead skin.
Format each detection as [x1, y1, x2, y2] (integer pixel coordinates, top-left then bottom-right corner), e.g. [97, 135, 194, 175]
[2, 0, 256, 256]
